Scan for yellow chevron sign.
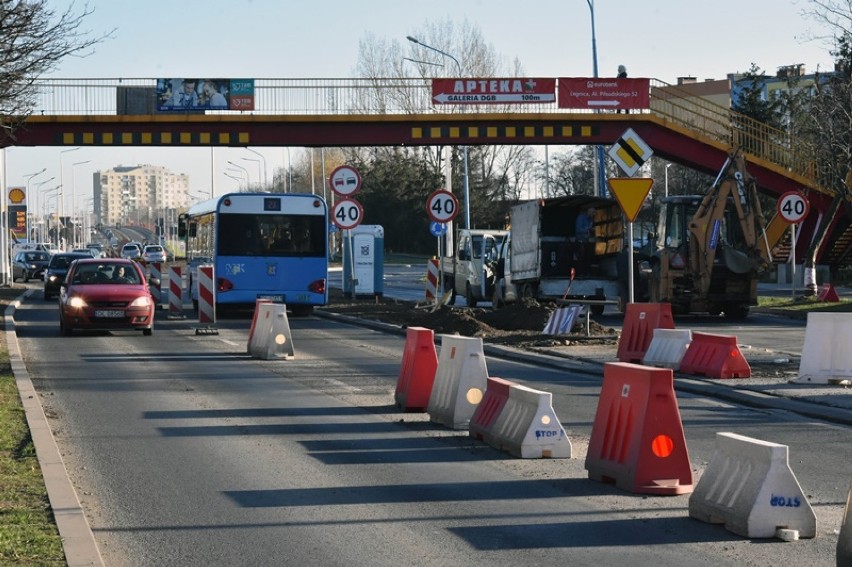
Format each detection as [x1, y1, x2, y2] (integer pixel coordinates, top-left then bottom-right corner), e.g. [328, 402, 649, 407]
[608, 128, 653, 177]
[607, 177, 654, 222]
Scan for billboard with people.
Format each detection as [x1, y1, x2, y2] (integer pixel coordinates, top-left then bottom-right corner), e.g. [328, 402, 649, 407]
[156, 79, 254, 111]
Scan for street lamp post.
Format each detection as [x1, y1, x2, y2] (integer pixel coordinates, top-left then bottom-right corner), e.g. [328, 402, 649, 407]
[59, 147, 81, 247]
[245, 148, 268, 188]
[407, 35, 471, 230]
[33, 178, 56, 241]
[24, 168, 47, 241]
[584, 0, 608, 198]
[227, 160, 251, 189]
[71, 160, 91, 248]
[241, 157, 262, 191]
[665, 163, 673, 198]
[224, 172, 245, 191]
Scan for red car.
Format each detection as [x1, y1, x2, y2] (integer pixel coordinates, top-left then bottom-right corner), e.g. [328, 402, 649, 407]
[59, 259, 156, 336]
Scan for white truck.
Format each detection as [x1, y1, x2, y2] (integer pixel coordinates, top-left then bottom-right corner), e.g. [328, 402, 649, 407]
[440, 228, 509, 307]
[496, 196, 626, 314]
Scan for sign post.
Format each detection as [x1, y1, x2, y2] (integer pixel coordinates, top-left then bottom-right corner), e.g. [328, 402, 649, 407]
[607, 177, 655, 304]
[330, 165, 363, 295]
[777, 191, 809, 299]
[430, 221, 448, 306]
[427, 191, 458, 306]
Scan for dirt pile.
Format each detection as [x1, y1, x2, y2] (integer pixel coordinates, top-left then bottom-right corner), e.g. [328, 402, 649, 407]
[323, 290, 618, 348]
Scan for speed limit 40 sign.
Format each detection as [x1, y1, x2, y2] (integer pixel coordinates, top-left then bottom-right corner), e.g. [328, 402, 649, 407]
[777, 191, 809, 224]
[426, 189, 458, 223]
[332, 198, 363, 230]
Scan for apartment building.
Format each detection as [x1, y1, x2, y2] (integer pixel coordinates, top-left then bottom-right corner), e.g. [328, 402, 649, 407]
[93, 164, 189, 228]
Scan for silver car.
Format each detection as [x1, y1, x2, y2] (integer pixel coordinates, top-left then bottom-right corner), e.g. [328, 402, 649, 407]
[142, 244, 167, 263]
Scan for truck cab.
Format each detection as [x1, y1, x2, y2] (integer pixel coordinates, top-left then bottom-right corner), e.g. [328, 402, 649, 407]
[441, 229, 508, 307]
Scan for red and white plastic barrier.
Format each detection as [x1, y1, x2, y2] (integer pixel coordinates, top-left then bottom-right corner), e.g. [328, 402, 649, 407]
[796, 312, 852, 384]
[247, 302, 294, 360]
[197, 264, 216, 324]
[679, 331, 750, 379]
[427, 335, 488, 430]
[585, 362, 693, 495]
[689, 432, 816, 539]
[167, 265, 184, 319]
[642, 328, 692, 370]
[838, 485, 852, 565]
[425, 259, 439, 301]
[394, 327, 438, 412]
[149, 262, 162, 307]
[617, 303, 675, 363]
[470, 376, 571, 459]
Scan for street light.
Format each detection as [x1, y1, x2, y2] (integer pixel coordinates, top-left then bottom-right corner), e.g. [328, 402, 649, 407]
[224, 172, 245, 191]
[41, 186, 60, 245]
[59, 147, 81, 246]
[24, 168, 47, 241]
[245, 148, 268, 188]
[33, 177, 56, 241]
[241, 157, 262, 190]
[71, 160, 91, 248]
[665, 163, 673, 198]
[584, 0, 608, 198]
[407, 35, 471, 230]
[227, 160, 251, 189]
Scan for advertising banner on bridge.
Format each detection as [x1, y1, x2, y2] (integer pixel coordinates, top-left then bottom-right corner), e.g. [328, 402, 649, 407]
[558, 78, 650, 111]
[431, 78, 556, 104]
[156, 78, 255, 111]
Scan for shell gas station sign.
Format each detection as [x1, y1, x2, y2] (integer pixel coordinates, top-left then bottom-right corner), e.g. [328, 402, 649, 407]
[7, 186, 27, 240]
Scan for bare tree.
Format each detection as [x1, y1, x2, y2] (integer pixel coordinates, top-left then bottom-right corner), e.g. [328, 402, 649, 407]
[352, 17, 538, 228]
[796, 0, 852, 290]
[1, 1, 112, 138]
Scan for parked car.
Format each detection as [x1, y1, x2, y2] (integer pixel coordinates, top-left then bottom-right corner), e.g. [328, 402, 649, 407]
[58, 258, 155, 336]
[120, 242, 143, 260]
[12, 250, 51, 282]
[44, 252, 92, 300]
[71, 247, 98, 258]
[141, 244, 167, 263]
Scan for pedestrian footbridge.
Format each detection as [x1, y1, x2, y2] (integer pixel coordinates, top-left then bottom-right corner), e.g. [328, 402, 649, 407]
[3, 77, 850, 266]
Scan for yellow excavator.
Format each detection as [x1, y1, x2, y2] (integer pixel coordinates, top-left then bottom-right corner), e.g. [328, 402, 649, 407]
[648, 148, 789, 318]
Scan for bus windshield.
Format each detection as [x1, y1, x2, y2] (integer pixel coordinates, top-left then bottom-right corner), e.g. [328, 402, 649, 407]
[218, 213, 326, 257]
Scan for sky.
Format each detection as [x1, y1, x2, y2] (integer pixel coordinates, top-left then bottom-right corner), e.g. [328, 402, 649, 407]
[2, 0, 839, 215]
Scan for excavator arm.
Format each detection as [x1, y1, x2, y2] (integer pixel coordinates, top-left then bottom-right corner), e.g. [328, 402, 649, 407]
[686, 149, 770, 298]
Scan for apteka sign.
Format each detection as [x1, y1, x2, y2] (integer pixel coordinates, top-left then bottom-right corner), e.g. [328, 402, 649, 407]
[432, 78, 556, 104]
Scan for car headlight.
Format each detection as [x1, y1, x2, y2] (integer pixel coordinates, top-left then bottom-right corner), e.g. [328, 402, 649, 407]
[129, 296, 152, 308]
[68, 296, 87, 309]
[28, 264, 37, 269]
[48, 275, 60, 282]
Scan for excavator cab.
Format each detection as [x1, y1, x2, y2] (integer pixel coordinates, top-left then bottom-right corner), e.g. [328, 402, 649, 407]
[650, 151, 769, 318]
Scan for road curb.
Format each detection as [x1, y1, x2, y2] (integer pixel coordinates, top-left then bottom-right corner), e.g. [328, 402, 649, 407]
[4, 290, 104, 567]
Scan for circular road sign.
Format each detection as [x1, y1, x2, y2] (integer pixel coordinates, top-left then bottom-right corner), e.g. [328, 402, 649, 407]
[329, 165, 362, 197]
[777, 191, 809, 224]
[427, 189, 459, 223]
[332, 198, 363, 230]
[429, 221, 448, 237]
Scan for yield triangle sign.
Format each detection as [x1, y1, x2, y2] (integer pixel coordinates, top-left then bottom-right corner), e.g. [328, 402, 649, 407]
[607, 177, 654, 222]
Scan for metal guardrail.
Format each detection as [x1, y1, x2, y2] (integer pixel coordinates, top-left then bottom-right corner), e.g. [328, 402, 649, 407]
[24, 77, 824, 193]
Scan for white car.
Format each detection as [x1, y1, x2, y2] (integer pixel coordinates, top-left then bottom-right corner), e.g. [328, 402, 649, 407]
[120, 243, 143, 259]
[142, 244, 167, 263]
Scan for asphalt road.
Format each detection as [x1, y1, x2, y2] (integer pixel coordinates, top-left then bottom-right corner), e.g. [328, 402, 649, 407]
[11, 281, 849, 566]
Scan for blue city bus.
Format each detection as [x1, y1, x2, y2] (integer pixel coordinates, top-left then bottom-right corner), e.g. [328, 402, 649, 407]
[182, 192, 328, 315]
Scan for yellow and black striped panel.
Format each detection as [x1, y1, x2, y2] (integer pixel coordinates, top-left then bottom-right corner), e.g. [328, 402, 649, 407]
[410, 123, 598, 141]
[57, 131, 251, 145]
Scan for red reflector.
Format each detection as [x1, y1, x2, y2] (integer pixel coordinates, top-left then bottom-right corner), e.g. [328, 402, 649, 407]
[651, 434, 674, 458]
